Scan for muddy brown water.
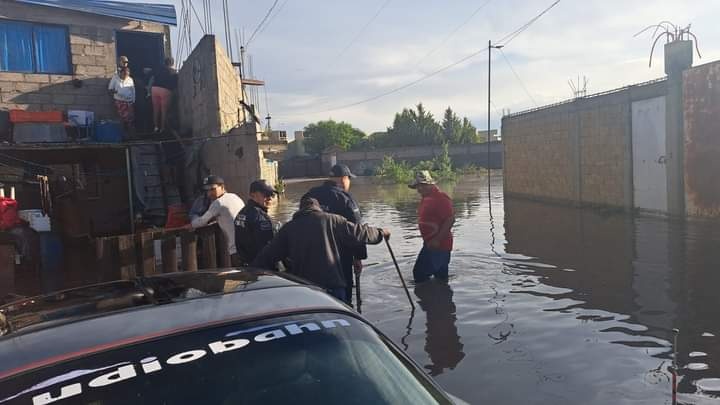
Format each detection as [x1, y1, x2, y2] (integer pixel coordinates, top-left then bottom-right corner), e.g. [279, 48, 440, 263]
[274, 175, 720, 405]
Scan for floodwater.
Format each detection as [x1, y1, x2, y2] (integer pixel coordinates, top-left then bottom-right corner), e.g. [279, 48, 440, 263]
[274, 175, 720, 405]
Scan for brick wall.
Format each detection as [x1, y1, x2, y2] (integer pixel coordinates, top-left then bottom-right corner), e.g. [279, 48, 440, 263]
[0, 0, 168, 120]
[502, 80, 666, 209]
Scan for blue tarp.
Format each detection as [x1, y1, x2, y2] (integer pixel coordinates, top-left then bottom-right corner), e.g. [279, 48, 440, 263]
[14, 0, 177, 26]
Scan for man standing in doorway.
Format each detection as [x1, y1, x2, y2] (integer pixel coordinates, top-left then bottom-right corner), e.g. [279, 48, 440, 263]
[303, 164, 365, 305]
[409, 171, 455, 283]
[190, 175, 245, 266]
[234, 180, 277, 266]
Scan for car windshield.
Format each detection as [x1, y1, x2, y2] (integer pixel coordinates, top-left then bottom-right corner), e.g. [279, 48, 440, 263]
[0, 313, 451, 405]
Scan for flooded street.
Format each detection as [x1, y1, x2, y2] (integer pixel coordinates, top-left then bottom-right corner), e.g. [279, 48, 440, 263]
[275, 175, 720, 405]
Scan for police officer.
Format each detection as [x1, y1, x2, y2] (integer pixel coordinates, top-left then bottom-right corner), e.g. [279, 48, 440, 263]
[303, 164, 365, 305]
[234, 180, 277, 266]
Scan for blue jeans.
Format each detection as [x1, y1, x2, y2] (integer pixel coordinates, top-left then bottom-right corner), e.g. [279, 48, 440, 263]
[326, 288, 348, 303]
[413, 246, 451, 283]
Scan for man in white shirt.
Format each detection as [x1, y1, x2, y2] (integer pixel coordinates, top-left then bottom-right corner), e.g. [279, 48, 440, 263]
[190, 175, 245, 266]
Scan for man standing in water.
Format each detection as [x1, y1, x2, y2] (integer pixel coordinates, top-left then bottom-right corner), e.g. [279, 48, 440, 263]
[252, 197, 390, 303]
[409, 171, 455, 282]
[303, 164, 365, 305]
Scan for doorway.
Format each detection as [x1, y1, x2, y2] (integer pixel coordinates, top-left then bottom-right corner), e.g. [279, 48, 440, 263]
[115, 31, 165, 133]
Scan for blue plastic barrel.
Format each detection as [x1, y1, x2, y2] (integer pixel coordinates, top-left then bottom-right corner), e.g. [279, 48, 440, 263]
[94, 121, 124, 143]
[39, 232, 63, 293]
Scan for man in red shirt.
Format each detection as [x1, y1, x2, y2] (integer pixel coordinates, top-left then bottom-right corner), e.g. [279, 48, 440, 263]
[409, 171, 455, 282]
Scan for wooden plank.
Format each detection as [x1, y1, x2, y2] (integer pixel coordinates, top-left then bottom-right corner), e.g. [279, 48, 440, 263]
[181, 231, 197, 272]
[215, 225, 230, 268]
[118, 235, 137, 280]
[0, 244, 15, 300]
[96, 237, 120, 282]
[136, 232, 156, 276]
[199, 228, 217, 269]
[161, 236, 178, 273]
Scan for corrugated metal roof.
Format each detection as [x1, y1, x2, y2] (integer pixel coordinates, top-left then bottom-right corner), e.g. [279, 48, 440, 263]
[14, 0, 177, 26]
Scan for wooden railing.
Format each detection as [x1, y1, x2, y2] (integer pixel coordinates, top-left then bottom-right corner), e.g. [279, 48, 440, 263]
[94, 223, 230, 281]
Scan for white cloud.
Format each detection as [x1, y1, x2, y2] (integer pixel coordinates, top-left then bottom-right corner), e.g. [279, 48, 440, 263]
[137, 0, 720, 134]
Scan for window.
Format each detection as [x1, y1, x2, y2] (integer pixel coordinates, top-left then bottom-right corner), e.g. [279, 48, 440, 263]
[0, 20, 71, 74]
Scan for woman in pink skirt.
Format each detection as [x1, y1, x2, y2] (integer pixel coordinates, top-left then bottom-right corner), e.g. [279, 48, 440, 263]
[151, 57, 178, 133]
[108, 66, 135, 132]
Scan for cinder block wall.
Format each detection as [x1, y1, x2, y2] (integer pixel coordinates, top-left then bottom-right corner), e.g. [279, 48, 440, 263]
[502, 80, 666, 209]
[0, 0, 168, 119]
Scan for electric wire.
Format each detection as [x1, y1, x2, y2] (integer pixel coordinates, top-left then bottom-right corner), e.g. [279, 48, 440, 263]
[276, 0, 561, 117]
[246, 0, 280, 48]
[414, 0, 494, 69]
[499, 49, 538, 107]
[330, 0, 392, 66]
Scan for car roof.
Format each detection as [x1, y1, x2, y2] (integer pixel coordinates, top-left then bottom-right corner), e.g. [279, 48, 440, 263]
[0, 269, 351, 379]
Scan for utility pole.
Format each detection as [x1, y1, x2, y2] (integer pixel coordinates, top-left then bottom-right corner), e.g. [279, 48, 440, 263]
[487, 40, 503, 197]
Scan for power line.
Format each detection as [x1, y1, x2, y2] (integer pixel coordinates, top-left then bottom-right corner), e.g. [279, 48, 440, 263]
[414, 0, 494, 69]
[278, 0, 561, 117]
[246, 0, 280, 48]
[257, 0, 289, 37]
[330, 0, 392, 66]
[496, 0, 560, 46]
[499, 49, 538, 107]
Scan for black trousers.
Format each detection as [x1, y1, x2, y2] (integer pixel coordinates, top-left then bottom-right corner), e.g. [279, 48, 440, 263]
[340, 253, 354, 306]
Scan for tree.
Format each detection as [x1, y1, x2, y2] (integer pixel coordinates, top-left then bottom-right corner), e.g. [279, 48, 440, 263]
[459, 117, 478, 143]
[303, 120, 366, 155]
[441, 107, 462, 144]
[386, 103, 442, 146]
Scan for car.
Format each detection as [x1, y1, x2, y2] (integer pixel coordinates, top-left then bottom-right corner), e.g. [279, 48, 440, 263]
[0, 269, 467, 405]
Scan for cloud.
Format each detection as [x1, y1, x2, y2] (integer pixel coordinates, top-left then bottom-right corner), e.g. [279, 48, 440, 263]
[136, 0, 720, 134]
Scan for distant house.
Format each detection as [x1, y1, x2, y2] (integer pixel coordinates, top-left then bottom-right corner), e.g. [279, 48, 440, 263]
[0, 0, 176, 120]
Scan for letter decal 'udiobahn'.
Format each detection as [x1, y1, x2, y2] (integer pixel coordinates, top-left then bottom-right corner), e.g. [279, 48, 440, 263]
[24, 319, 351, 405]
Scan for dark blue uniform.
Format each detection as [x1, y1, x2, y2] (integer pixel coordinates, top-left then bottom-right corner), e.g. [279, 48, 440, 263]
[234, 199, 275, 266]
[303, 181, 367, 303]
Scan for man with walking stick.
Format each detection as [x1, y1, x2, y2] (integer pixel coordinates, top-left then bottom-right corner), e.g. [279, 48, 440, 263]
[303, 164, 366, 306]
[252, 197, 390, 304]
[409, 171, 455, 283]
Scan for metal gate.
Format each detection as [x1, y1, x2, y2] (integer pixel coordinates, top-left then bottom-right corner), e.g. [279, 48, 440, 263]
[632, 97, 667, 212]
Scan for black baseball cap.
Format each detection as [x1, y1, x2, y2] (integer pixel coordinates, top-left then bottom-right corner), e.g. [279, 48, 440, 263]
[249, 179, 277, 196]
[202, 175, 225, 190]
[329, 164, 356, 178]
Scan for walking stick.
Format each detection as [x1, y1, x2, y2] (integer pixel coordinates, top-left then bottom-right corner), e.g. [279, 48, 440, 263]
[385, 237, 416, 311]
[355, 273, 362, 313]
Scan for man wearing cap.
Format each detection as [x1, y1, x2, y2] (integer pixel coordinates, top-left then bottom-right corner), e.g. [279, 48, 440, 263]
[252, 196, 390, 302]
[303, 164, 366, 305]
[409, 171, 455, 283]
[234, 180, 277, 266]
[190, 175, 245, 264]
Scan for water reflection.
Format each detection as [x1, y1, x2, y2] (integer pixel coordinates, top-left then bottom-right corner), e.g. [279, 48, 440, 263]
[275, 176, 720, 404]
[414, 280, 465, 376]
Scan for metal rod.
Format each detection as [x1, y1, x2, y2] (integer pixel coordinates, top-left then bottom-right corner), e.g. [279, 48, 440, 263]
[385, 238, 415, 311]
[487, 39, 492, 197]
[355, 273, 362, 313]
[125, 147, 135, 234]
[672, 328, 679, 405]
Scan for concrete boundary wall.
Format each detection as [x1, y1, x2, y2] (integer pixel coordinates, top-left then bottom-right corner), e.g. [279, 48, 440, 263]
[325, 142, 503, 176]
[502, 80, 667, 209]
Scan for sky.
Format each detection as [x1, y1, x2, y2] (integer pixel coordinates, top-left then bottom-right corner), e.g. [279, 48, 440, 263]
[143, 0, 720, 138]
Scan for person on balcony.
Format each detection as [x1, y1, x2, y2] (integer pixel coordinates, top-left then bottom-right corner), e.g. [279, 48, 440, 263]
[108, 66, 135, 134]
[150, 57, 178, 133]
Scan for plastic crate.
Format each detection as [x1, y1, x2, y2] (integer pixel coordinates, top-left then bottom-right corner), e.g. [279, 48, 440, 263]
[9, 110, 64, 124]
